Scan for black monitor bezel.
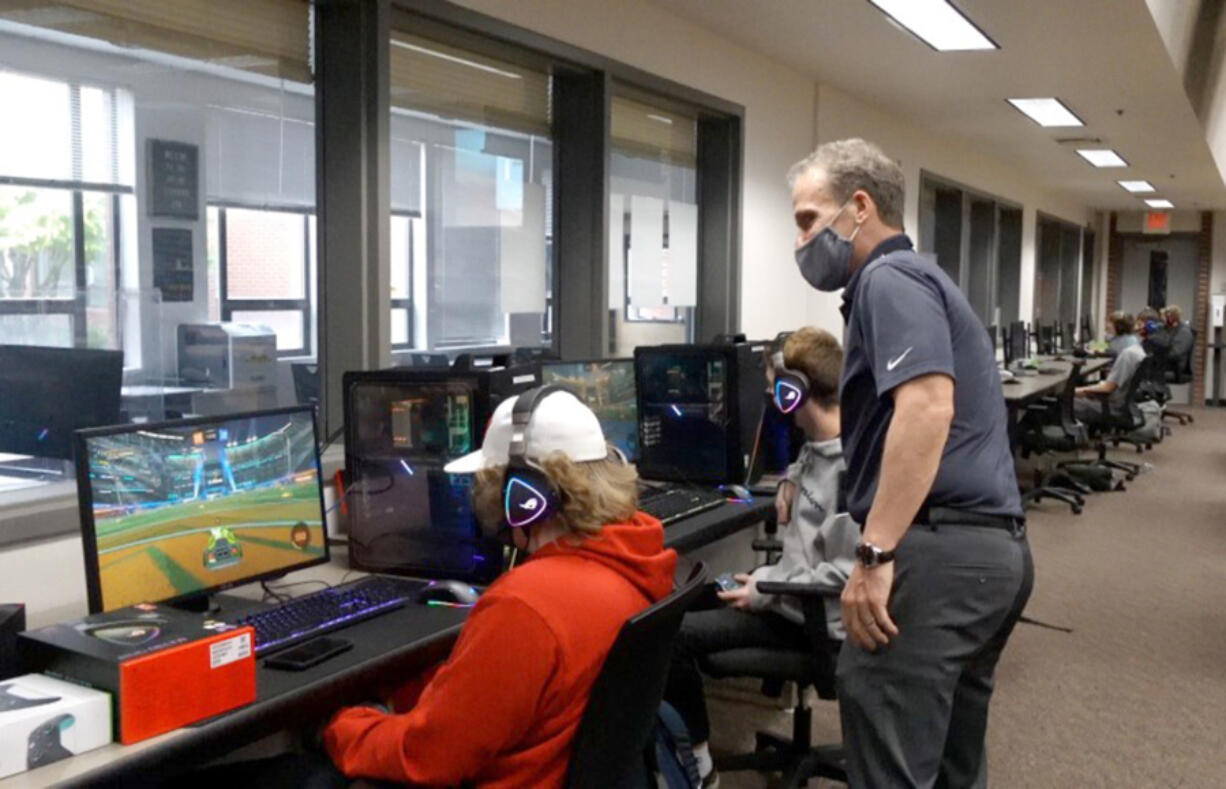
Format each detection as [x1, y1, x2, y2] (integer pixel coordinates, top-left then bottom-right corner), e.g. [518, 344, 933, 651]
[74, 404, 330, 614]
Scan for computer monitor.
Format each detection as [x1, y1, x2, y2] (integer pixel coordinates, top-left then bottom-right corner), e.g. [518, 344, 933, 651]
[0, 345, 124, 461]
[745, 396, 803, 490]
[1038, 324, 1055, 356]
[986, 324, 998, 353]
[1080, 313, 1093, 344]
[75, 406, 328, 614]
[342, 365, 540, 582]
[1008, 321, 1028, 365]
[634, 343, 766, 484]
[397, 353, 449, 369]
[541, 359, 638, 461]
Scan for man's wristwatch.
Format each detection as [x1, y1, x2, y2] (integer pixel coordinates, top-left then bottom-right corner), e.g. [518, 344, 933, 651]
[855, 541, 896, 568]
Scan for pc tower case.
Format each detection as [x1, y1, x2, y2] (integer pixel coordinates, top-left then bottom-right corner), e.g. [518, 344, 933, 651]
[634, 342, 767, 485]
[342, 362, 541, 582]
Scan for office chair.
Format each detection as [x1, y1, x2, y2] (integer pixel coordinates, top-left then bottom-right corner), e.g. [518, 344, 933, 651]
[1163, 329, 1196, 425]
[700, 579, 846, 787]
[1018, 360, 1090, 513]
[1074, 355, 1156, 480]
[1038, 324, 1055, 356]
[565, 563, 707, 789]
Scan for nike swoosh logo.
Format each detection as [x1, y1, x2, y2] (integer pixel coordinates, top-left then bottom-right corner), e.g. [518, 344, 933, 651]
[886, 347, 913, 371]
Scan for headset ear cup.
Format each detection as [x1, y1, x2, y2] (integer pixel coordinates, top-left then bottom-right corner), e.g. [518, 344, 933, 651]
[503, 464, 560, 529]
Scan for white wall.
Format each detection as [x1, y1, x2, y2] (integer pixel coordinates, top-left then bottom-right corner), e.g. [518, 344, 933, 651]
[814, 85, 1093, 325]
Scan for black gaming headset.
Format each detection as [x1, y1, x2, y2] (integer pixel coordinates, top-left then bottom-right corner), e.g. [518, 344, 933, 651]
[501, 384, 569, 531]
[770, 332, 810, 415]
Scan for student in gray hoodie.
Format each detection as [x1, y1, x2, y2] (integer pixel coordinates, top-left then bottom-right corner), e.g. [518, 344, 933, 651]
[664, 328, 858, 788]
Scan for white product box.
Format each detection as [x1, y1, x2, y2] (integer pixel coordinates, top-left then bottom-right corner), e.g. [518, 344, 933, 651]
[0, 674, 112, 778]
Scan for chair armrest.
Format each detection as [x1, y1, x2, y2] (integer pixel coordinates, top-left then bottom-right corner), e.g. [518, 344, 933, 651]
[756, 580, 843, 598]
[751, 538, 783, 554]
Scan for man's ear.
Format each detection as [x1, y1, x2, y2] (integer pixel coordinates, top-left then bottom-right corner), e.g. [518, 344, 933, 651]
[853, 189, 874, 223]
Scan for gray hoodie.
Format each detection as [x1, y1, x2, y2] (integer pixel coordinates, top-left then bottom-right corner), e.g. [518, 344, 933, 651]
[748, 436, 858, 640]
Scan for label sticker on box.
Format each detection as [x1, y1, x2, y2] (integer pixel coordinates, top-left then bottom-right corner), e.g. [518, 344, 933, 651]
[210, 633, 252, 669]
[512, 374, 536, 385]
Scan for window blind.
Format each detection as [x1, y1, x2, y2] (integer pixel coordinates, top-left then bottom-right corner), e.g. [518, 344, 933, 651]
[389, 30, 550, 136]
[0, 0, 312, 82]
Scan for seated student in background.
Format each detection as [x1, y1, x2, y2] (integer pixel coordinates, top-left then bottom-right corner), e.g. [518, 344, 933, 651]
[324, 388, 677, 788]
[1106, 310, 1142, 357]
[1075, 312, 1146, 427]
[664, 327, 858, 789]
[1164, 304, 1194, 364]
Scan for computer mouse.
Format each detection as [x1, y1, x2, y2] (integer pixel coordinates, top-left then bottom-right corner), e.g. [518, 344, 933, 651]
[417, 580, 480, 606]
[723, 484, 752, 501]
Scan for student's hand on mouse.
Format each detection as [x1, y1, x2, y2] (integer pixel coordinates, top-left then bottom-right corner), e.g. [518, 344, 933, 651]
[716, 573, 755, 610]
[841, 563, 899, 651]
[775, 480, 797, 525]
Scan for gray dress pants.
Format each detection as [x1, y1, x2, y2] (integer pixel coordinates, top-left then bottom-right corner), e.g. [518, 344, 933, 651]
[836, 521, 1033, 788]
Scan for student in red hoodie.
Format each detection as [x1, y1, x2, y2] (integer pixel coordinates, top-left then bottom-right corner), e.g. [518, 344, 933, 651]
[323, 386, 678, 788]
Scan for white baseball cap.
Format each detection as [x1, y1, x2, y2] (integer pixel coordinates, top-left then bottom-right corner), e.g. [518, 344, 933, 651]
[443, 389, 611, 474]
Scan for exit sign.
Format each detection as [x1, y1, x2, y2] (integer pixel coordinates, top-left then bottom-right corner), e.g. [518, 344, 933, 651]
[1143, 211, 1172, 234]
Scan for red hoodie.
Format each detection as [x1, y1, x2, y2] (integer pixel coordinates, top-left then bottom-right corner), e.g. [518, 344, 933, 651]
[323, 513, 677, 788]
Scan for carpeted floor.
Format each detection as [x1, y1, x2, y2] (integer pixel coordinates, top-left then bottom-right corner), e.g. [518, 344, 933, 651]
[709, 406, 1226, 788]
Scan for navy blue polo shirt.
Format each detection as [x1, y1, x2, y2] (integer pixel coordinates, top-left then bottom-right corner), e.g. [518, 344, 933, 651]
[839, 234, 1022, 525]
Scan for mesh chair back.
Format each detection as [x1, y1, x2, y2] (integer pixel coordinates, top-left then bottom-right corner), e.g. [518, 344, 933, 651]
[565, 563, 708, 789]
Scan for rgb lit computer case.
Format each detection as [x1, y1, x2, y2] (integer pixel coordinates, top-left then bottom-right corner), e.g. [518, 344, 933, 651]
[342, 364, 540, 582]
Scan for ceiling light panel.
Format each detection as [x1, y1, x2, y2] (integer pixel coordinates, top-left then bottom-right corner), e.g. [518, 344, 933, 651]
[1145, 199, 1174, 209]
[869, 0, 997, 51]
[1007, 98, 1084, 127]
[1076, 149, 1127, 168]
[1118, 180, 1156, 193]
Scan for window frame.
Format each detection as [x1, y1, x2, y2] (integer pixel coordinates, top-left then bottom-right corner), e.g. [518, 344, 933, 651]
[213, 201, 314, 358]
[390, 209, 419, 352]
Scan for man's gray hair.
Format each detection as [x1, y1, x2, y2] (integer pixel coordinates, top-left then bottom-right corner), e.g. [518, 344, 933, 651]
[788, 138, 906, 229]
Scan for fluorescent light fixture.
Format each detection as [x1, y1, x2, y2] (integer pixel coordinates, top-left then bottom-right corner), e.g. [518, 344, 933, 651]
[1145, 198, 1174, 209]
[869, 0, 997, 51]
[1007, 98, 1084, 127]
[646, 114, 674, 126]
[1118, 180, 1156, 193]
[1076, 149, 1127, 168]
[390, 39, 522, 80]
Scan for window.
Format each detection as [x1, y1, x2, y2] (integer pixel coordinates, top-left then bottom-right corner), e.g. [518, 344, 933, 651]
[918, 173, 1021, 328]
[0, 0, 314, 483]
[609, 91, 698, 354]
[1035, 216, 1083, 327]
[215, 207, 314, 356]
[387, 23, 553, 353]
[0, 71, 133, 350]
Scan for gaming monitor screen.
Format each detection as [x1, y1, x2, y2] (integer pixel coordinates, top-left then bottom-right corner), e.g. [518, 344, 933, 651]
[636, 351, 730, 482]
[542, 360, 638, 460]
[77, 407, 327, 612]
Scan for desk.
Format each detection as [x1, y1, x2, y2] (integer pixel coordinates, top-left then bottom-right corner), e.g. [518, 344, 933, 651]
[4, 503, 769, 787]
[1001, 357, 1111, 447]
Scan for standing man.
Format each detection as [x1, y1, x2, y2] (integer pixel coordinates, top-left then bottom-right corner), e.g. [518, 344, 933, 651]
[788, 138, 1033, 788]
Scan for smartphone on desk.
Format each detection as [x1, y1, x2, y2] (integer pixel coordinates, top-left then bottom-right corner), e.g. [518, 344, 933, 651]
[265, 636, 354, 671]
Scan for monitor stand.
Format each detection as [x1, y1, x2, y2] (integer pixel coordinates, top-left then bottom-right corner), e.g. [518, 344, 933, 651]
[166, 592, 270, 619]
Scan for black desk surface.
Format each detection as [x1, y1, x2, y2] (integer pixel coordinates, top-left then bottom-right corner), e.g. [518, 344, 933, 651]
[7, 500, 771, 788]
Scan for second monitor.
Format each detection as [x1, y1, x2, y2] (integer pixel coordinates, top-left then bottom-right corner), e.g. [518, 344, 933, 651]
[541, 359, 638, 461]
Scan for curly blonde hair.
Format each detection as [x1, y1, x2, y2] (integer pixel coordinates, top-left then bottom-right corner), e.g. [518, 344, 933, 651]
[472, 449, 640, 537]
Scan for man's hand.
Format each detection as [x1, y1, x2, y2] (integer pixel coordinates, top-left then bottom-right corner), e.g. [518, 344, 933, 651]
[775, 480, 797, 525]
[841, 563, 899, 651]
[716, 573, 756, 610]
